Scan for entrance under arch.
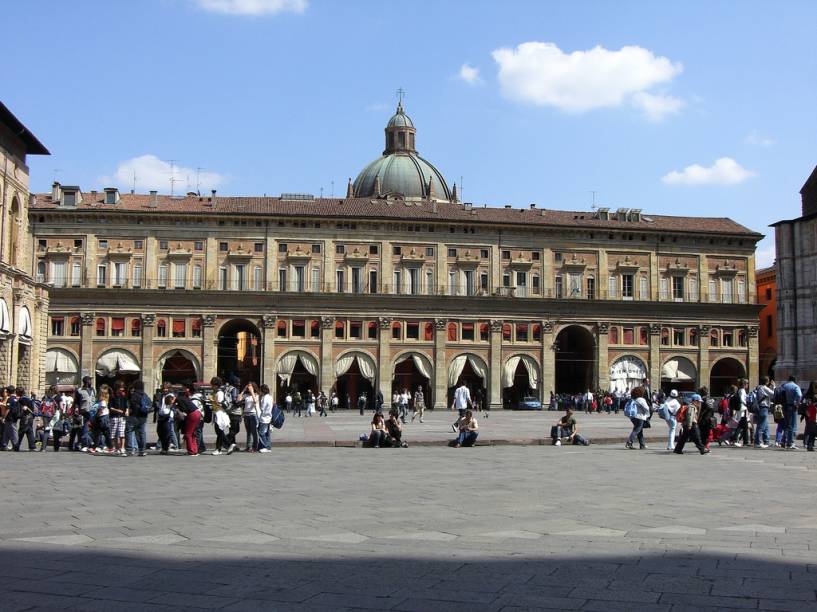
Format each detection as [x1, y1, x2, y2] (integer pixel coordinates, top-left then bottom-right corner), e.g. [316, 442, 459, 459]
[447, 354, 488, 411]
[392, 353, 432, 408]
[555, 325, 595, 393]
[160, 351, 198, 387]
[502, 355, 539, 408]
[609, 355, 648, 394]
[95, 349, 141, 390]
[661, 356, 698, 393]
[218, 319, 261, 386]
[276, 351, 319, 401]
[710, 357, 746, 396]
[334, 355, 375, 409]
[45, 348, 80, 389]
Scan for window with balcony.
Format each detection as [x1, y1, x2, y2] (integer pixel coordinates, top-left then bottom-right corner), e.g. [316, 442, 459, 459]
[158, 264, 168, 288]
[113, 262, 128, 287]
[672, 276, 684, 301]
[394, 270, 402, 295]
[555, 275, 563, 298]
[352, 267, 363, 294]
[235, 264, 247, 291]
[532, 274, 540, 295]
[639, 276, 648, 300]
[36, 261, 46, 284]
[515, 272, 527, 297]
[426, 269, 434, 295]
[336, 269, 345, 293]
[369, 270, 378, 294]
[464, 270, 475, 296]
[311, 267, 320, 292]
[192, 265, 202, 289]
[608, 276, 617, 299]
[72, 262, 82, 287]
[278, 268, 286, 292]
[254, 266, 263, 290]
[721, 279, 733, 304]
[133, 264, 143, 288]
[51, 261, 67, 287]
[97, 265, 107, 287]
[622, 274, 634, 299]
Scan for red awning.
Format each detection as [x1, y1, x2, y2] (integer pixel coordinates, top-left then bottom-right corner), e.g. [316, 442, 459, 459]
[191, 318, 202, 331]
[111, 318, 125, 331]
[172, 320, 185, 334]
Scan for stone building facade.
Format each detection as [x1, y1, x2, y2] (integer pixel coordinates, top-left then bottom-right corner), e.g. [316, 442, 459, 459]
[31, 104, 762, 406]
[0, 102, 50, 391]
[773, 165, 817, 383]
[756, 265, 776, 380]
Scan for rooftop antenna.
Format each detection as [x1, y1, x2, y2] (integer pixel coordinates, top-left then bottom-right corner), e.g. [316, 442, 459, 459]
[132, 169, 137, 194]
[169, 175, 181, 196]
[330, 180, 334, 198]
[320, 186, 324, 200]
[166, 159, 178, 196]
[52, 168, 62, 182]
[589, 190, 598, 211]
[196, 167, 204, 195]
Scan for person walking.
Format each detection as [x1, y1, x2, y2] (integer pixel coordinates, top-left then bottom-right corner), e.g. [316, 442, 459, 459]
[294, 391, 303, 418]
[305, 390, 316, 417]
[240, 382, 260, 451]
[398, 388, 410, 424]
[674, 394, 709, 455]
[661, 389, 681, 451]
[109, 382, 128, 456]
[357, 392, 366, 416]
[780, 375, 803, 449]
[753, 376, 774, 448]
[212, 399, 231, 455]
[625, 386, 650, 450]
[318, 391, 328, 417]
[177, 384, 201, 456]
[257, 384, 273, 452]
[13, 388, 37, 452]
[731, 379, 751, 447]
[284, 391, 293, 413]
[804, 395, 816, 451]
[411, 386, 425, 423]
[330, 391, 338, 413]
[126, 381, 150, 456]
[451, 380, 472, 432]
[697, 386, 716, 449]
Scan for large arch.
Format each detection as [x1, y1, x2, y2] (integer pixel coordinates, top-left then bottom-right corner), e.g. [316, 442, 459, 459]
[0, 299, 10, 335]
[609, 355, 648, 394]
[392, 351, 433, 407]
[555, 324, 595, 393]
[661, 356, 698, 393]
[709, 357, 746, 396]
[276, 349, 319, 400]
[335, 350, 376, 410]
[502, 354, 539, 409]
[95, 347, 141, 390]
[156, 349, 201, 389]
[16, 306, 33, 344]
[45, 347, 80, 388]
[218, 318, 261, 386]
[448, 353, 488, 410]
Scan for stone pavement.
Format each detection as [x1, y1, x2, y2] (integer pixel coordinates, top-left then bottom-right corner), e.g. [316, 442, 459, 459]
[1, 445, 816, 611]
[188, 408, 669, 447]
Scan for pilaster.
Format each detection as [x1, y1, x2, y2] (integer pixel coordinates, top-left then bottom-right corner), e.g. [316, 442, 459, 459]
[265, 236, 276, 290]
[649, 323, 661, 388]
[541, 248, 552, 298]
[80, 311, 94, 379]
[145, 236, 157, 288]
[747, 325, 759, 387]
[381, 240, 392, 293]
[489, 319, 503, 410]
[649, 252, 659, 297]
[490, 245, 500, 294]
[141, 314, 155, 390]
[205, 237, 218, 290]
[319, 316, 334, 393]
[598, 249, 608, 298]
[699, 255, 708, 302]
[699, 324, 710, 391]
[262, 315, 277, 392]
[541, 320, 555, 399]
[433, 317, 447, 410]
[597, 321, 609, 392]
[377, 317, 391, 399]
[323, 239, 335, 292]
[202, 314, 217, 383]
[85, 234, 98, 286]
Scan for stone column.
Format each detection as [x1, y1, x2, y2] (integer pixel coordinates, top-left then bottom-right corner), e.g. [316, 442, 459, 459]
[262, 315, 277, 393]
[489, 319, 503, 410]
[649, 323, 661, 389]
[699, 324, 711, 390]
[433, 317, 447, 410]
[265, 237, 276, 290]
[598, 249, 608, 299]
[140, 314, 155, 390]
[377, 317, 391, 399]
[205, 237, 218, 290]
[747, 325, 759, 387]
[202, 314, 217, 382]
[381, 241, 392, 293]
[145, 236, 157, 289]
[541, 321, 555, 401]
[80, 312, 95, 380]
[319, 316, 334, 394]
[84, 234, 98, 286]
[597, 322, 609, 392]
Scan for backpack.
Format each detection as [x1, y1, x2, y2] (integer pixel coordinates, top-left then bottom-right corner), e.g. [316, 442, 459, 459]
[130, 392, 151, 418]
[676, 404, 688, 423]
[657, 402, 670, 421]
[201, 394, 213, 423]
[271, 404, 285, 429]
[221, 385, 240, 415]
[729, 393, 741, 413]
[718, 397, 729, 414]
[40, 398, 57, 419]
[773, 403, 785, 423]
[7, 398, 20, 422]
[748, 389, 760, 415]
[623, 399, 637, 418]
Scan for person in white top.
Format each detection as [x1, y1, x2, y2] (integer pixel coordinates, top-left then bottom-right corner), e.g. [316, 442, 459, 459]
[662, 389, 681, 451]
[451, 381, 472, 432]
[257, 384, 274, 452]
[239, 383, 259, 452]
[625, 386, 651, 450]
[732, 379, 750, 447]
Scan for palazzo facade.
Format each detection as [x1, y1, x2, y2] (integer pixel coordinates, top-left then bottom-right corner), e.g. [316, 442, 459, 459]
[31, 104, 762, 406]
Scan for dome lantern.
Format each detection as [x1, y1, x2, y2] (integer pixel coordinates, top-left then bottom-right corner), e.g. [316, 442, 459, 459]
[384, 101, 416, 154]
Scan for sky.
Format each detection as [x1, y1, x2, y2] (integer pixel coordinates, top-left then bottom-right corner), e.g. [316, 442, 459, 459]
[3, 0, 816, 268]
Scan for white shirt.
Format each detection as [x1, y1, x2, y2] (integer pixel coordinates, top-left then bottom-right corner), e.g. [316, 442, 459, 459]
[453, 385, 471, 410]
[259, 394, 273, 424]
[244, 394, 257, 415]
[634, 397, 651, 421]
[665, 398, 680, 418]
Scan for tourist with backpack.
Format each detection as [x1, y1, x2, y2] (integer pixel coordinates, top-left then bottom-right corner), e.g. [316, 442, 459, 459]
[126, 381, 151, 456]
[13, 388, 37, 452]
[239, 382, 260, 451]
[109, 382, 128, 456]
[177, 383, 201, 456]
[780, 375, 803, 450]
[257, 384, 274, 452]
[624, 386, 650, 450]
[753, 377, 774, 448]
[697, 387, 716, 449]
[730, 379, 751, 447]
[658, 389, 681, 451]
[674, 394, 709, 455]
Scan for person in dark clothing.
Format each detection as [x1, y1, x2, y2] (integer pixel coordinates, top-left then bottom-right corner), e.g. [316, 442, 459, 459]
[376, 389, 384, 415]
[674, 394, 709, 455]
[697, 386, 715, 449]
[358, 392, 367, 416]
[385, 409, 405, 447]
[176, 386, 201, 456]
[126, 381, 150, 456]
[13, 389, 36, 452]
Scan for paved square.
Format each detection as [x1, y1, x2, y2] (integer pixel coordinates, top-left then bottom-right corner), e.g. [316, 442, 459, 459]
[1, 445, 815, 611]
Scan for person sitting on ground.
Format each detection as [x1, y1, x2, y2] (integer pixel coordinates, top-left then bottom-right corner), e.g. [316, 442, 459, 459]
[454, 409, 479, 447]
[385, 409, 406, 447]
[549, 408, 590, 446]
[367, 412, 388, 448]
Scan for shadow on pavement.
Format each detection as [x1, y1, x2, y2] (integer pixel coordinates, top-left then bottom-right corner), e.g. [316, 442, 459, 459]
[1, 547, 815, 611]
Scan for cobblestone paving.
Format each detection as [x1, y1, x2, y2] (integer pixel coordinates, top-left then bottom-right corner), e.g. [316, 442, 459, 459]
[0, 445, 815, 611]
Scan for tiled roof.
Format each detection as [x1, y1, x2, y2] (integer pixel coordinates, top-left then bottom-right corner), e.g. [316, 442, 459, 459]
[31, 192, 762, 238]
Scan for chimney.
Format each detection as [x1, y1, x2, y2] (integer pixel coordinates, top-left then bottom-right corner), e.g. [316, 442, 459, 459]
[149, 190, 158, 208]
[346, 177, 353, 198]
[211, 189, 217, 202]
[529, 203, 536, 209]
[51, 181, 61, 202]
[451, 182, 458, 203]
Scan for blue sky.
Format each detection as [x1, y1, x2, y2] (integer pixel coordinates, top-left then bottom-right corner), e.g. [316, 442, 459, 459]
[4, 0, 816, 267]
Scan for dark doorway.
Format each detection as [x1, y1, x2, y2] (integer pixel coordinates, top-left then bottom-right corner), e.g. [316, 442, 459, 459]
[555, 325, 595, 393]
[336, 358, 374, 410]
[448, 358, 487, 410]
[276, 357, 319, 401]
[392, 357, 431, 408]
[162, 351, 198, 386]
[710, 358, 746, 396]
[218, 319, 261, 386]
[502, 360, 534, 409]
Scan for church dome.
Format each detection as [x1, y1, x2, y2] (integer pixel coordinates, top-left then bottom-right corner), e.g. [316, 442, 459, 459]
[352, 102, 451, 201]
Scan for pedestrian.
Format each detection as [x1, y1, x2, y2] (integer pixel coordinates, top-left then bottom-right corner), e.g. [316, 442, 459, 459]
[357, 392, 366, 416]
[318, 391, 328, 417]
[176, 383, 201, 456]
[411, 386, 425, 423]
[753, 376, 774, 448]
[294, 391, 303, 417]
[330, 391, 338, 413]
[451, 380, 472, 432]
[345, 393, 351, 412]
[804, 395, 816, 451]
[453, 409, 479, 447]
[240, 382, 260, 451]
[156, 393, 175, 454]
[780, 376, 803, 450]
[190, 384, 208, 454]
[126, 381, 150, 456]
[109, 382, 128, 456]
[257, 384, 273, 453]
[93, 386, 114, 454]
[731, 379, 750, 447]
[660, 389, 681, 451]
[36, 387, 58, 451]
[398, 388, 409, 423]
[284, 391, 293, 413]
[674, 394, 709, 455]
[697, 386, 715, 449]
[624, 386, 650, 450]
[212, 398, 230, 455]
[305, 390, 316, 417]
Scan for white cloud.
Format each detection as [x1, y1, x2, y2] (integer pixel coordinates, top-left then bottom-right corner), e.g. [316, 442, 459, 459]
[631, 91, 684, 122]
[744, 130, 775, 147]
[193, 0, 307, 16]
[755, 241, 775, 268]
[661, 157, 755, 186]
[458, 63, 482, 85]
[365, 102, 389, 112]
[491, 42, 683, 117]
[100, 155, 224, 193]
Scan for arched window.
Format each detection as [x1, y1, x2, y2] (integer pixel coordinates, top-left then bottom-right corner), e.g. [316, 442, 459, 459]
[392, 321, 402, 340]
[191, 318, 202, 338]
[111, 317, 125, 337]
[639, 326, 648, 345]
[156, 318, 167, 338]
[70, 316, 81, 336]
[335, 320, 345, 339]
[710, 328, 719, 347]
[131, 319, 142, 337]
[447, 322, 457, 342]
[96, 317, 106, 337]
[277, 320, 287, 338]
[9, 197, 20, 268]
[609, 326, 619, 344]
[532, 324, 541, 341]
[661, 327, 670, 346]
[502, 323, 512, 341]
[424, 322, 433, 341]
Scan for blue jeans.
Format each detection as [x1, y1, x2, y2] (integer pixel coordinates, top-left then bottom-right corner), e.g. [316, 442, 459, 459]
[627, 417, 645, 446]
[754, 409, 770, 445]
[457, 431, 478, 446]
[243, 414, 258, 450]
[126, 416, 147, 453]
[783, 405, 798, 447]
[258, 422, 271, 450]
